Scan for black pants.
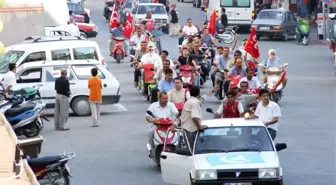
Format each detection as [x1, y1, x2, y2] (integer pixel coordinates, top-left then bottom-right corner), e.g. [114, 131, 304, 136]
[150, 87, 159, 103]
[211, 73, 224, 99]
[134, 69, 141, 82]
[178, 36, 184, 45]
[199, 63, 209, 83]
[223, 81, 230, 95]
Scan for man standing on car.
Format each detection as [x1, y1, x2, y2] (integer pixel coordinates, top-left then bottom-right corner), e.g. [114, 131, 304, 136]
[2, 63, 17, 91]
[54, 69, 71, 131]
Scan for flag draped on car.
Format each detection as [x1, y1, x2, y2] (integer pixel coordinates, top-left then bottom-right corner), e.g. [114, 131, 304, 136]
[109, 4, 118, 29]
[208, 11, 216, 36]
[124, 13, 133, 39]
[244, 27, 260, 59]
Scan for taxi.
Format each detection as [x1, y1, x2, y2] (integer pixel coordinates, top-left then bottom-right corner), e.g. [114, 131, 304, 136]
[160, 118, 287, 185]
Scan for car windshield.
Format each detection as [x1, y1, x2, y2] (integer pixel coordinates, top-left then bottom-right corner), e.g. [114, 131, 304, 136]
[137, 5, 166, 15]
[0, 50, 25, 74]
[194, 126, 274, 154]
[257, 11, 284, 20]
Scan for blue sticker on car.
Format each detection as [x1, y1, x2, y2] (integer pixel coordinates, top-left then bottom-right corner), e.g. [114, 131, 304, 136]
[206, 153, 265, 166]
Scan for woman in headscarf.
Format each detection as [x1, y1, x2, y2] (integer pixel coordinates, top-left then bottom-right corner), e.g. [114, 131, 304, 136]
[169, 4, 179, 36]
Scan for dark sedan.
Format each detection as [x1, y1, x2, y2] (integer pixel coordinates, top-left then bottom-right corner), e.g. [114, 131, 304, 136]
[252, 9, 298, 41]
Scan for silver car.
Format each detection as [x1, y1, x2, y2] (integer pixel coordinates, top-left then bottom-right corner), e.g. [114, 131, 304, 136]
[252, 9, 298, 41]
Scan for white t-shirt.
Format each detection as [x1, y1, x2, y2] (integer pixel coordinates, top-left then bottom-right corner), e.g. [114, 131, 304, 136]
[254, 101, 282, 131]
[182, 25, 198, 36]
[68, 23, 80, 37]
[216, 102, 244, 116]
[2, 71, 16, 90]
[238, 76, 261, 89]
[130, 34, 146, 46]
[146, 102, 178, 119]
[141, 53, 162, 69]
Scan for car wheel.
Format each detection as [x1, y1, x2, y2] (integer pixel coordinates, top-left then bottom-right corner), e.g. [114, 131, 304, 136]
[80, 31, 88, 39]
[177, 0, 180, 1]
[71, 96, 91, 116]
[268, 36, 273, 39]
[283, 31, 288, 41]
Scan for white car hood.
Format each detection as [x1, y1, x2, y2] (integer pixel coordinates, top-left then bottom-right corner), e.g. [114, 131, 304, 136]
[194, 152, 279, 170]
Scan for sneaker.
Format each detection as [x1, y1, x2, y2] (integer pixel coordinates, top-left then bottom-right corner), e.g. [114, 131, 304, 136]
[92, 123, 99, 127]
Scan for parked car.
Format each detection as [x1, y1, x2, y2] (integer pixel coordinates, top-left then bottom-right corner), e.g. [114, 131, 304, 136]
[45, 23, 98, 39]
[132, 3, 169, 34]
[13, 60, 121, 116]
[67, 0, 91, 23]
[252, 9, 298, 41]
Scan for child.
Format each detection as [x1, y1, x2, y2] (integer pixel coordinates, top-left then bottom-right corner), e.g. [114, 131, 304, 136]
[88, 68, 102, 127]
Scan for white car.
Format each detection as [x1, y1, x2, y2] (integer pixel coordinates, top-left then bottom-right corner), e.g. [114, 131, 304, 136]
[12, 60, 120, 116]
[160, 118, 287, 185]
[132, 3, 169, 34]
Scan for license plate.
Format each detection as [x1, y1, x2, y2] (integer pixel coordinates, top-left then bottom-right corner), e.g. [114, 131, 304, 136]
[224, 183, 252, 185]
[259, 27, 270, 30]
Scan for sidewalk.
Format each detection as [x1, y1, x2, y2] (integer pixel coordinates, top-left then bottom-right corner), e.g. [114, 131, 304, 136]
[0, 114, 39, 185]
[309, 23, 329, 46]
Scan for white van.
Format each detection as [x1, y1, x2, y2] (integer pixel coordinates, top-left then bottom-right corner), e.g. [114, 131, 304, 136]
[1, 36, 105, 74]
[209, 0, 254, 28]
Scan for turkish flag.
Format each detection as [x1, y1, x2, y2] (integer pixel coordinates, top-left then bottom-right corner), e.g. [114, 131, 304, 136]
[272, 70, 286, 92]
[244, 27, 260, 59]
[208, 11, 216, 36]
[109, 4, 118, 29]
[124, 13, 133, 39]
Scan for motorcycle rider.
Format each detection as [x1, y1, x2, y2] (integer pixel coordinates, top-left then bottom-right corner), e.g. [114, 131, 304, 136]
[110, 23, 128, 56]
[214, 90, 244, 118]
[227, 56, 247, 79]
[133, 41, 148, 87]
[261, 49, 287, 89]
[150, 68, 175, 102]
[178, 18, 199, 45]
[167, 77, 191, 103]
[177, 47, 200, 86]
[154, 59, 177, 82]
[141, 45, 162, 69]
[130, 27, 146, 54]
[190, 40, 208, 83]
[238, 67, 261, 90]
[200, 27, 216, 61]
[217, 8, 228, 32]
[246, 89, 282, 140]
[160, 50, 175, 69]
[146, 92, 179, 157]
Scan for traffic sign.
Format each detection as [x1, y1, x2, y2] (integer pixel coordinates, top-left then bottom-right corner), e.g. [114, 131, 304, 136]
[323, 0, 334, 5]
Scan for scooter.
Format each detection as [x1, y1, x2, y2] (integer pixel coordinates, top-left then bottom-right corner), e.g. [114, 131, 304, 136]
[104, 1, 114, 20]
[179, 65, 195, 90]
[295, 18, 309, 46]
[112, 37, 126, 63]
[216, 26, 238, 44]
[146, 111, 179, 166]
[27, 152, 75, 185]
[258, 63, 289, 103]
[143, 64, 156, 102]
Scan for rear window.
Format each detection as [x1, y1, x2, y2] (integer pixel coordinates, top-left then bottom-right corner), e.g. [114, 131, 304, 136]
[73, 47, 99, 60]
[237, 0, 250, 7]
[71, 65, 105, 79]
[137, 5, 166, 15]
[221, 0, 234, 7]
[0, 50, 25, 73]
[257, 11, 284, 20]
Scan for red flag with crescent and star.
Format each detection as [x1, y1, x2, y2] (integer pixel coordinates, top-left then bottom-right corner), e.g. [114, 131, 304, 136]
[109, 4, 118, 29]
[207, 11, 216, 36]
[244, 27, 260, 59]
[124, 13, 133, 39]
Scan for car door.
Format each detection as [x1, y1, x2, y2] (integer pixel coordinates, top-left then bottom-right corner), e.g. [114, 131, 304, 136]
[43, 66, 78, 105]
[234, 0, 252, 25]
[15, 67, 45, 94]
[160, 130, 194, 185]
[221, 0, 235, 25]
[288, 12, 298, 34]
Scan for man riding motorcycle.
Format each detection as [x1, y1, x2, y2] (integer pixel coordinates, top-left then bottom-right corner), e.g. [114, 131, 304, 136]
[133, 41, 148, 87]
[146, 92, 179, 157]
[190, 40, 208, 84]
[110, 23, 128, 56]
[178, 18, 199, 45]
[167, 77, 191, 103]
[130, 27, 146, 55]
[261, 49, 287, 89]
[200, 27, 216, 62]
[238, 67, 261, 90]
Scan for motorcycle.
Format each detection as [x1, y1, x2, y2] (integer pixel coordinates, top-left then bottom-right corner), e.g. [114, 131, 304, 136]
[216, 26, 238, 44]
[27, 152, 76, 185]
[295, 18, 309, 46]
[4, 86, 49, 137]
[143, 64, 156, 102]
[258, 63, 289, 103]
[179, 65, 195, 90]
[146, 111, 179, 166]
[112, 36, 126, 63]
[104, 1, 115, 20]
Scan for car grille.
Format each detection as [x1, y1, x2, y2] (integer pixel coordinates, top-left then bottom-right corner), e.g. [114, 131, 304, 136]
[217, 169, 258, 180]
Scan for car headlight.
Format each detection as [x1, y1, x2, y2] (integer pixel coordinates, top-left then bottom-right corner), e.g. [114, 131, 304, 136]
[195, 170, 217, 180]
[258, 168, 279, 178]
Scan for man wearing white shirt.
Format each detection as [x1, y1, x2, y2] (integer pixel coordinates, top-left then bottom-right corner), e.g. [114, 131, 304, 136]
[130, 27, 146, 50]
[146, 92, 178, 157]
[250, 89, 282, 140]
[2, 63, 17, 91]
[178, 18, 198, 45]
[141, 46, 162, 69]
[68, 18, 80, 37]
[238, 68, 261, 89]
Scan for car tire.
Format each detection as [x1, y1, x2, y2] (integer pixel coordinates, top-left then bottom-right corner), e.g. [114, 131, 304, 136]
[71, 96, 91, 116]
[80, 31, 88, 39]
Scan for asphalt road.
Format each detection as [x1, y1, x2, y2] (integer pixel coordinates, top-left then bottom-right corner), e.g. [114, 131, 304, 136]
[39, 1, 336, 185]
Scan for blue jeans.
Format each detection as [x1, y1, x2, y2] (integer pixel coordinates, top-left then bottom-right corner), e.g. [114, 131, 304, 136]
[267, 128, 277, 140]
[194, 75, 200, 86]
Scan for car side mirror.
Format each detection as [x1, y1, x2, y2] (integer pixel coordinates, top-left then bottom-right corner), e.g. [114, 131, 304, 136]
[275, 143, 287, 151]
[176, 148, 192, 156]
